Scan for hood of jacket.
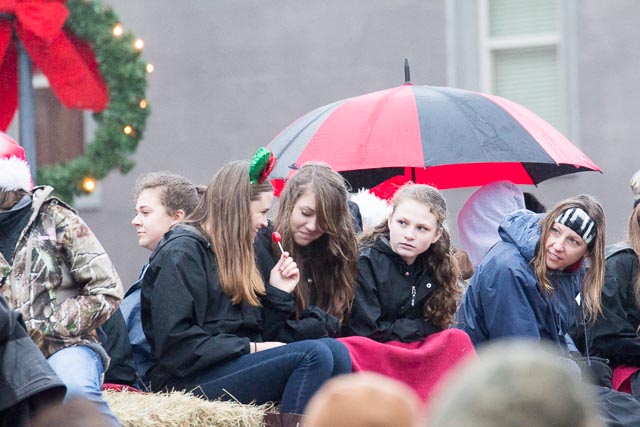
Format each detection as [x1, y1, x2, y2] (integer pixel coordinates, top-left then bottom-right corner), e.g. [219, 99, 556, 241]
[497, 210, 545, 263]
[458, 181, 525, 266]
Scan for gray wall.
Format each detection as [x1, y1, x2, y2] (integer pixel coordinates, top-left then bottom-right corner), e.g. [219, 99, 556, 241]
[574, 0, 640, 240]
[82, 1, 448, 286]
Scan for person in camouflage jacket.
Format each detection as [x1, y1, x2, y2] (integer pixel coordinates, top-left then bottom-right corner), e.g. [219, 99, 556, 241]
[1, 185, 123, 359]
[0, 133, 123, 426]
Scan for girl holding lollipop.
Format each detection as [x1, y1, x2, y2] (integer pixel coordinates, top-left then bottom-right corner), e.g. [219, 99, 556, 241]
[255, 162, 359, 341]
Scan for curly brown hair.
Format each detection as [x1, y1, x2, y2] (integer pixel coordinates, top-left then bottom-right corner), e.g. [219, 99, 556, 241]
[360, 184, 460, 329]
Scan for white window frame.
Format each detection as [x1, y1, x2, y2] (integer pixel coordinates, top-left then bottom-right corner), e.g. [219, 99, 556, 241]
[478, 0, 561, 93]
[477, 0, 578, 141]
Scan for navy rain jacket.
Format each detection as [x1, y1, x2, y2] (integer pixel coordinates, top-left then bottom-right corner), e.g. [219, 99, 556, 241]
[455, 210, 582, 351]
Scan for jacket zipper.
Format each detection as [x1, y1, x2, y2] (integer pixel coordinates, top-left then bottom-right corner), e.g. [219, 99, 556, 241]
[411, 285, 416, 307]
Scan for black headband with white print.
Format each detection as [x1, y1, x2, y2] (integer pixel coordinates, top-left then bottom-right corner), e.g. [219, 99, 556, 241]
[555, 207, 595, 246]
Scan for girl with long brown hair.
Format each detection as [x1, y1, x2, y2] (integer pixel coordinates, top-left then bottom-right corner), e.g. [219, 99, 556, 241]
[140, 154, 350, 416]
[255, 162, 358, 341]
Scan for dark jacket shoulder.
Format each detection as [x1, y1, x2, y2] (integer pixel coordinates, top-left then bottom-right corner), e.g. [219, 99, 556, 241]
[344, 236, 440, 343]
[0, 296, 65, 415]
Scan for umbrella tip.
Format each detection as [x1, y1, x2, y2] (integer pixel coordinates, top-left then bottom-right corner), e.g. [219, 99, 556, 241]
[404, 58, 411, 84]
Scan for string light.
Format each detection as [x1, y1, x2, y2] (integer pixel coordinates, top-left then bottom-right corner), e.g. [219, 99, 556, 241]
[123, 125, 133, 135]
[134, 39, 144, 50]
[81, 176, 97, 193]
[145, 63, 154, 73]
[139, 99, 148, 109]
[112, 23, 123, 37]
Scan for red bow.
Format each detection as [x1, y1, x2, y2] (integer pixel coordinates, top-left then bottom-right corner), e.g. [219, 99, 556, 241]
[0, 0, 108, 130]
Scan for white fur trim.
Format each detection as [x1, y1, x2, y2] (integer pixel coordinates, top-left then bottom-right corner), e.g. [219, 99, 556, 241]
[351, 189, 391, 230]
[0, 156, 33, 191]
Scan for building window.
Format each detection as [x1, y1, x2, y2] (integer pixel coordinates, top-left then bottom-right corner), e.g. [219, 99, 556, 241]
[479, 0, 565, 131]
[32, 73, 86, 168]
[9, 73, 86, 169]
[8, 72, 101, 208]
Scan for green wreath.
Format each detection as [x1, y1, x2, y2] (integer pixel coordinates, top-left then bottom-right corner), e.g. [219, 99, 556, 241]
[37, 0, 150, 203]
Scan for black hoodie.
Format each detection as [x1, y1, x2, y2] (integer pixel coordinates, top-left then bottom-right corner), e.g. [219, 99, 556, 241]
[141, 225, 263, 390]
[342, 236, 441, 343]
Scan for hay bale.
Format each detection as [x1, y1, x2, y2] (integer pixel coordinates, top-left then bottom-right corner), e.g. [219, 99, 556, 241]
[104, 389, 271, 427]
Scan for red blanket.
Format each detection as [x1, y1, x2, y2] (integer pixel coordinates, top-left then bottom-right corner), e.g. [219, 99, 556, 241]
[338, 329, 477, 402]
[612, 365, 640, 394]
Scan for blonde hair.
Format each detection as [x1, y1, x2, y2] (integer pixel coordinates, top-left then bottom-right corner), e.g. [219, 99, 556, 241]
[273, 162, 358, 320]
[185, 161, 272, 306]
[630, 169, 640, 204]
[628, 204, 640, 308]
[533, 194, 605, 321]
[305, 373, 420, 427]
[361, 184, 460, 329]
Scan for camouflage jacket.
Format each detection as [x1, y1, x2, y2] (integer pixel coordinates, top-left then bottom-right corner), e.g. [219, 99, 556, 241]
[0, 186, 123, 362]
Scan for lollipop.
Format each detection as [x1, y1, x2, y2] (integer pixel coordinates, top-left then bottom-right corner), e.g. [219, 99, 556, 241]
[272, 231, 285, 255]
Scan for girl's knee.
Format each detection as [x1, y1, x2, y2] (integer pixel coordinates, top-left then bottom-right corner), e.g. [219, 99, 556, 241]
[316, 339, 352, 375]
[299, 340, 335, 372]
[319, 339, 352, 374]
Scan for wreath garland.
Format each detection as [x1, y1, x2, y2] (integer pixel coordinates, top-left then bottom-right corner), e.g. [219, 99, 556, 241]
[37, 0, 150, 203]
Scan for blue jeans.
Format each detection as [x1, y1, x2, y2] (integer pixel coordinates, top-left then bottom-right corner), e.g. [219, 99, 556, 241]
[48, 346, 120, 427]
[120, 286, 150, 387]
[183, 338, 351, 414]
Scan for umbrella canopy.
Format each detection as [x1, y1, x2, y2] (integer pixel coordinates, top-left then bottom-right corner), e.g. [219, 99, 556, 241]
[267, 84, 600, 190]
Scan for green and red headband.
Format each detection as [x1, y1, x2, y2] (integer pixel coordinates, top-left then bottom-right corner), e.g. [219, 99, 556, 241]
[249, 147, 276, 184]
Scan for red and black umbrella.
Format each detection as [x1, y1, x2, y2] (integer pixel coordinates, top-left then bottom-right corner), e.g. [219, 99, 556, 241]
[267, 83, 600, 190]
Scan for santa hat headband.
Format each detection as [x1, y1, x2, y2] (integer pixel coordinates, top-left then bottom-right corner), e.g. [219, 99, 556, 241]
[0, 132, 33, 192]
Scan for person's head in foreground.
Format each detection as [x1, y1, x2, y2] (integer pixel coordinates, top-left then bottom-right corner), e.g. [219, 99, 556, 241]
[427, 340, 603, 427]
[304, 372, 421, 427]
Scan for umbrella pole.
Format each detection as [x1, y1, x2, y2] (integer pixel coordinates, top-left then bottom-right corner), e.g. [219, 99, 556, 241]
[17, 39, 37, 183]
[404, 58, 411, 84]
